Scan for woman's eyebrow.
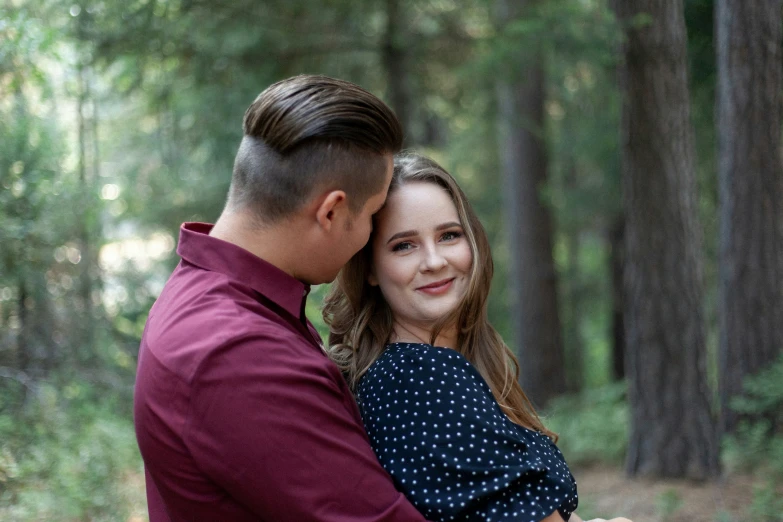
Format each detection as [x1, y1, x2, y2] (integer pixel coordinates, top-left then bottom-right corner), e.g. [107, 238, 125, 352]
[386, 222, 462, 244]
[436, 221, 461, 231]
[386, 230, 417, 244]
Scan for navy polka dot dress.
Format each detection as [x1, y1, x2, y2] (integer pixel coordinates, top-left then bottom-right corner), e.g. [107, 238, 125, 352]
[357, 342, 578, 522]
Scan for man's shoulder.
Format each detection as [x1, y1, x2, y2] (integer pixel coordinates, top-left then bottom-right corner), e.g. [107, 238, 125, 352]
[140, 263, 311, 382]
[152, 261, 255, 315]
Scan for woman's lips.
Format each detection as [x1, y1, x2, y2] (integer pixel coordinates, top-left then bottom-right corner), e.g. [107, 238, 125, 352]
[416, 278, 455, 295]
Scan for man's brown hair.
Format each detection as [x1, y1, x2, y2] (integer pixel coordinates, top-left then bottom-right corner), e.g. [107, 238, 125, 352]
[228, 75, 403, 223]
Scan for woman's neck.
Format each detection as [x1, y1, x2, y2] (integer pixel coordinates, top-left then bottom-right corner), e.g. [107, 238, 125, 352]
[391, 320, 458, 350]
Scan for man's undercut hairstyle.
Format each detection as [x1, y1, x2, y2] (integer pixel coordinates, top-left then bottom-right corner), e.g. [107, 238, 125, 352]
[229, 75, 404, 223]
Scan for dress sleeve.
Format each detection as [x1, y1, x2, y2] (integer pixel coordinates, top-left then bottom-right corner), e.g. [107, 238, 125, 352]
[357, 344, 577, 522]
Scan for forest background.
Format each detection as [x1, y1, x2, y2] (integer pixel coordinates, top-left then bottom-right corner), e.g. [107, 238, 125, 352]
[1, 0, 782, 520]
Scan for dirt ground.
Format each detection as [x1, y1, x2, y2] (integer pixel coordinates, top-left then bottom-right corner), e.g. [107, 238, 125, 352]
[572, 465, 767, 522]
[123, 465, 772, 522]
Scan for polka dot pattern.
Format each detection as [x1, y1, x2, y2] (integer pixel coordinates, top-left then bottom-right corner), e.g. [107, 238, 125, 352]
[357, 342, 578, 522]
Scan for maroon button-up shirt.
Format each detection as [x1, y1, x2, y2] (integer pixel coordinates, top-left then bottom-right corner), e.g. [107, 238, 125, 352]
[134, 223, 426, 522]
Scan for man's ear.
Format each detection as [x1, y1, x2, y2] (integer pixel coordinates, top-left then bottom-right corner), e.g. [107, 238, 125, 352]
[315, 190, 348, 231]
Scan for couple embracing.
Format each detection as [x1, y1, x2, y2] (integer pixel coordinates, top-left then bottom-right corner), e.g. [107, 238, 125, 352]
[134, 75, 631, 522]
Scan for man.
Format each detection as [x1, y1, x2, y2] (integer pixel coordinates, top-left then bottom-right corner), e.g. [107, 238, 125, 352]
[134, 75, 427, 521]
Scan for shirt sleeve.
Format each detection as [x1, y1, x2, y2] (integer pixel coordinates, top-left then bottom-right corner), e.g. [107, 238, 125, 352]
[357, 345, 578, 522]
[184, 331, 428, 522]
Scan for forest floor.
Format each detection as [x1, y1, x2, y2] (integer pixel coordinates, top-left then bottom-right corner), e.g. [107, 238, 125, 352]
[120, 465, 774, 522]
[572, 465, 769, 522]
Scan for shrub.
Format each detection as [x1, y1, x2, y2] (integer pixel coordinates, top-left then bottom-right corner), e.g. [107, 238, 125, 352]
[722, 353, 783, 522]
[545, 382, 629, 466]
[0, 382, 143, 522]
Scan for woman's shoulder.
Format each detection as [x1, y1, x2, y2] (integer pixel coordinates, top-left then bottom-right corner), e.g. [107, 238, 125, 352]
[366, 342, 475, 379]
[358, 342, 491, 399]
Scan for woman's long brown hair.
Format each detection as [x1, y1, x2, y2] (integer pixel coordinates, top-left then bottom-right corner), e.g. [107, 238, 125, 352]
[322, 153, 555, 439]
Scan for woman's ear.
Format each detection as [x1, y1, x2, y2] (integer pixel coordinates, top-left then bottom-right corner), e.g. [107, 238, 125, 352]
[367, 271, 379, 286]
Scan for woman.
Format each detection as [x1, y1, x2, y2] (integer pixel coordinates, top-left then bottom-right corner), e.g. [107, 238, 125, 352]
[323, 153, 629, 522]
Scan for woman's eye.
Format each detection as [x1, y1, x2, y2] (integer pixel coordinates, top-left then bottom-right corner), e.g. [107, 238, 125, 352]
[441, 231, 463, 242]
[392, 241, 413, 252]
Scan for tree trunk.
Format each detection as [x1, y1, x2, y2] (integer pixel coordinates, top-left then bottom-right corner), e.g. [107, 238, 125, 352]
[383, 0, 412, 143]
[716, 0, 783, 435]
[614, 0, 719, 478]
[77, 61, 95, 362]
[609, 216, 625, 381]
[495, 0, 566, 409]
[564, 163, 584, 392]
[16, 273, 55, 379]
[17, 279, 30, 374]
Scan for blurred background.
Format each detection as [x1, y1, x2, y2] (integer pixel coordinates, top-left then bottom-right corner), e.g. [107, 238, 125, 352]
[1, 0, 782, 520]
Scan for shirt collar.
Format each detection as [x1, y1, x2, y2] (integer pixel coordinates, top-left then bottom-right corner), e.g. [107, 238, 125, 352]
[176, 222, 310, 320]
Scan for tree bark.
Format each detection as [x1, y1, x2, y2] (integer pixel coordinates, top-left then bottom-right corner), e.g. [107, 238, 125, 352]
[383, 0, 412, 144]
[495, 0, 566, 408]
[17, 279, 30, 374]
[77, 60, 95, 362]
[609, 216, 625, 381]
[716, 0, 783, 435]
[564, 163, 584, 392]
[614, 0, 719, 478]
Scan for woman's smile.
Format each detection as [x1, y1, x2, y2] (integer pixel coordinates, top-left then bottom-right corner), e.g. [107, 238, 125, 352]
[416, 277, 455, 295]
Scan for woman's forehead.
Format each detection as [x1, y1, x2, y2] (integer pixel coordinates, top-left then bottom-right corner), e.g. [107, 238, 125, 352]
[377, 183, 458, 228]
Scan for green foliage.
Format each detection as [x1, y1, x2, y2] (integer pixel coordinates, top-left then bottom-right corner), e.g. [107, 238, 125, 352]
[0, 384, 143, 521]
[545, 383, 629, 466]
[729, 355, 783, 421]
[306, 283, 333, 341]
[714, 510, 736, 522]
[722, 354, 783, 521]
[485, 0, 621, 71]
[723, 420, 781, 473]
[656, 488, 683, 519]
[749, 482, 783, 521]
[0, 1, 91, 376]
[723, 354, 783, 475]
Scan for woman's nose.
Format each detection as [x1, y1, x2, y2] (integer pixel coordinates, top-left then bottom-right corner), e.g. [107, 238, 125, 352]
[421, 245, 447, 271]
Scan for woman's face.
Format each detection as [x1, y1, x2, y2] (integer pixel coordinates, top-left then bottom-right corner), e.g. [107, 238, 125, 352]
[369, 181, 473, 335]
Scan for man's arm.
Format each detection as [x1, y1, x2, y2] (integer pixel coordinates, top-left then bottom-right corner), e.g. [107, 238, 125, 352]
[185, 332, 427, 521]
